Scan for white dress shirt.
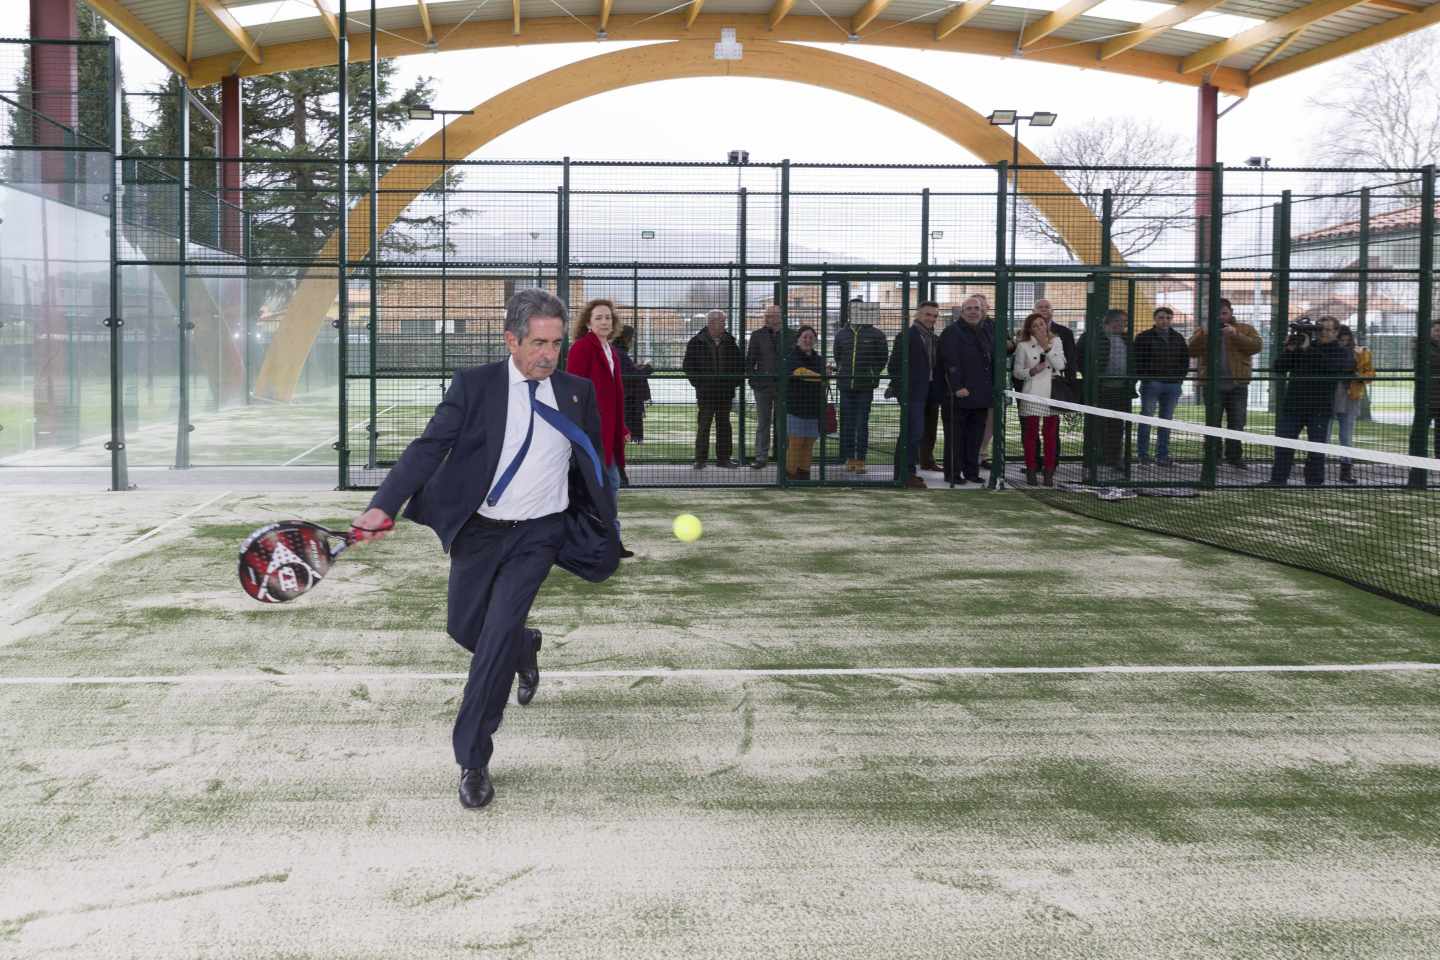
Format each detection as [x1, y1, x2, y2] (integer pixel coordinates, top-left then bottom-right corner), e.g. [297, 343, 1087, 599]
[600, 338, 614, 373]
[478, 359, 572, 521]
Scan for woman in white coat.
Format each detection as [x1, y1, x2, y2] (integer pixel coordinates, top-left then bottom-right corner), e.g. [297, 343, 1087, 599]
[1012, 311, 1067, 486]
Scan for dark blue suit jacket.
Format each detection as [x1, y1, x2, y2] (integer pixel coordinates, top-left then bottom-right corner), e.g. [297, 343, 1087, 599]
[939, 320, 995, 409]
[367, 361, 619, 583]
[887, 325, 942, 403]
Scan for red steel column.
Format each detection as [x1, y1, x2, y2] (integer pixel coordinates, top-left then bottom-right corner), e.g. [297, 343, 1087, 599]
[221, 74, 243, 254]
[30, 0, 77, 448]
[30, 0, 77, 189]
[1196, 83, 1219, 265]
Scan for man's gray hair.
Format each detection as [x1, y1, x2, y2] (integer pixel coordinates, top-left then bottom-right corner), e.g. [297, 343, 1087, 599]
[706, 309, 726, 321]
[505, 288, 568, 340]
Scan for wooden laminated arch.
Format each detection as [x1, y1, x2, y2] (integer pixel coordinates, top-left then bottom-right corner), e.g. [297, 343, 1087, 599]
[255, 39, 1126, 400]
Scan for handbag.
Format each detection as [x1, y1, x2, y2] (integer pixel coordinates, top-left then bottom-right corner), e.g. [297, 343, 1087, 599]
[823, 401, 838, 435]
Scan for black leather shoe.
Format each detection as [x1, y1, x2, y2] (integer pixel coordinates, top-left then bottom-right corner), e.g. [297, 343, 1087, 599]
[459, 766, 494, 809]
[618, 544, 635, 559]
[516, 628, 542, 706]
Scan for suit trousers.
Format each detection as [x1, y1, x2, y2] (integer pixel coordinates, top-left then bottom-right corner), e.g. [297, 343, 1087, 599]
[941, 403, 988, 482]
[447, 512, 565, 770]
[922, 399, 940, 465]
[752, 388, 777, 462]
[895, 392, 928, 476]
[695, 397, 734, 463]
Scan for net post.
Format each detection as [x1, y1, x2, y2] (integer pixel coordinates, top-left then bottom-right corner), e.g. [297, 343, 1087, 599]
[778, 159, 791, 488]
[175, 79, 191, 470]
[336, 0, 350, 489]
[1200, 163, 1224, 488]
[1408, 164, 1436, 489]
[106, 36, 130, 491]
[991, 161, 1009, 488]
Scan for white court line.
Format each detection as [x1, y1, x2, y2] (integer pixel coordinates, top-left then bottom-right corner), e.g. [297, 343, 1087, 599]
[282, 403, 400, 467]
[3, 661, 1438, 686]
[3, 490, 232, 625]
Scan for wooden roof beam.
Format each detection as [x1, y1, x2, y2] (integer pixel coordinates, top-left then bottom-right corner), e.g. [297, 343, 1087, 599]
[1248, 29, 1302, 74]
[186, 0, 197, 62]
[769, 0, 796, 29]
[416, 1, 434, 43]
[313, 0, 340, 42]
[197, 0, 264, 65]
[1022, 0, 1106, 47]
[1099, 0, 1223, 60]
[513, 0, 522, 36]
[600, 0, 614, 32]
[686, 0, 705, 29]
[83, 0, 191, 78]
[852, 0, 894, 33]
[1250, 0, 1440, 84]
[1181, 0, 1367, 73]
[936, 0, 994, 40]
[1365, 0, 1420, 12]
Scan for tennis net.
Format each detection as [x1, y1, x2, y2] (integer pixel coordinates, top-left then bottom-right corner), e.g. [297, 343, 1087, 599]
[1000, 390, 1440, 615]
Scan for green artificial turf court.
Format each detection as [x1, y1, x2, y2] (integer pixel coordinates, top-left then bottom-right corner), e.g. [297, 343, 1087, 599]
[3, 487, 1439, 958]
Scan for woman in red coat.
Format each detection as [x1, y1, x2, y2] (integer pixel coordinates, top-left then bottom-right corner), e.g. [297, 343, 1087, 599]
[566, 299, 633, 558]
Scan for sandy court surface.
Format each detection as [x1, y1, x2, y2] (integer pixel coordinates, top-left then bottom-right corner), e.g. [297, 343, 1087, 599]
[3, 489, 1438, 958]
[3, 673, 1440, 959]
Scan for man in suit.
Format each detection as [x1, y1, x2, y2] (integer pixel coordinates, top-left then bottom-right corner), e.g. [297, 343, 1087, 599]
[887, 300, 942, 489]
[1034, 298, 1078, 401]
[351, 289, 618, 810]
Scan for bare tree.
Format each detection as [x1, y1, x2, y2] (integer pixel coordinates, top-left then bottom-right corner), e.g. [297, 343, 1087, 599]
[1019, 115, 1193, 261]
[1309, 28, 1440, 181]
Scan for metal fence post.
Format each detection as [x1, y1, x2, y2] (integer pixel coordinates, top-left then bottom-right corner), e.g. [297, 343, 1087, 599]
[366, 2, 380, 471]
[919, 188, 930, 303]
[1200, 163, 1225, 488]
[175, 79, 191, 469]
[737, 185, 749, 466]
[1269, 193, 1292, 415]
[1409, 164, 1436, 489]
[990, 161, 1009, 487]
[335, 0, 350, 488]
[106, 37, 130, 490]
[778, 160, 790, 488]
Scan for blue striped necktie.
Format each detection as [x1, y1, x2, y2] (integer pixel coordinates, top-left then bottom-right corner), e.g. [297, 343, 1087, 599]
[487, 379, 605, 507]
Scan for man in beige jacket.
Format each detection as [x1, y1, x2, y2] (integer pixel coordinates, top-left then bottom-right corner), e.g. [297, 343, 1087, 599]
[1188, 298, 1263, 469]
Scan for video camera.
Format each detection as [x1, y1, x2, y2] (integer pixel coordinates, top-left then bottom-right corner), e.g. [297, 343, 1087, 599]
[1286, 317, 1318, 349]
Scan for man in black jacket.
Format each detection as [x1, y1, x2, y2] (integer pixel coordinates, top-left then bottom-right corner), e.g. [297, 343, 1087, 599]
[1078, 309, 1137, 470]
[834, 300, 888, 473]
[1034, 298, 1078, 401]
[888, 300, 942, 488]
[1269, 316, 1354, 486]
[744, 304, 791, 468]
[939, 297, 994, 484]
[1134, 306, 1190, 465]
[683, 310, 744, 468]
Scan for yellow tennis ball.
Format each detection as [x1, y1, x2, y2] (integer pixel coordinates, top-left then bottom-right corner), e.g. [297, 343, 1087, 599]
[672, 514, 703, 543]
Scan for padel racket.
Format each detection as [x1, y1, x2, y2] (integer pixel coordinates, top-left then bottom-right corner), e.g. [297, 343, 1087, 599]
[238, 519, 391, 604]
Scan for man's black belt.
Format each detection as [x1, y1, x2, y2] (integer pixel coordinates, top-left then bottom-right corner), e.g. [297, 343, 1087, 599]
[469, 511, 561, 529]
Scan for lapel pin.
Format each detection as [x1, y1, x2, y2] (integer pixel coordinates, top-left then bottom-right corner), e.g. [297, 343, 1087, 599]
[572, 394, 578, 403]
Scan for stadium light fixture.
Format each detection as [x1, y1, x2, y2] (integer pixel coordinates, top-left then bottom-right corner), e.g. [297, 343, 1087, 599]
[988, 110, 1017, 125]
[1245, 156, 1271, 168]
[641, 230, 656, 239]
[931, 230, 944, 239]
[408, 106, 434, 120]
[1030, 111, 1058, 127]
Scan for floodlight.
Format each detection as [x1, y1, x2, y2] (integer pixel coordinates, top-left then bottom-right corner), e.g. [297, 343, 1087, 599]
[1245, 156, 1271, 168]
[989, 110, 1017, 125]
[1030, 111, 1058, 127]
[714, 28, 743, 61]
[408, 106, 434, 120]
[641, 230, 656, 239]
[728, 149, 750, 165]
[930, 230, 944, 239]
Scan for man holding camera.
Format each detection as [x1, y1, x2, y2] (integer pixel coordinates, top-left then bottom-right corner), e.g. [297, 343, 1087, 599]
[1189, 299, 1263, 469]
[1269, 316, 1354, 487]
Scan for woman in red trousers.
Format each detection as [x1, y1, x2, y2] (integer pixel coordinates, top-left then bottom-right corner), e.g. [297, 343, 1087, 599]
[566, 299, 633, 558]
